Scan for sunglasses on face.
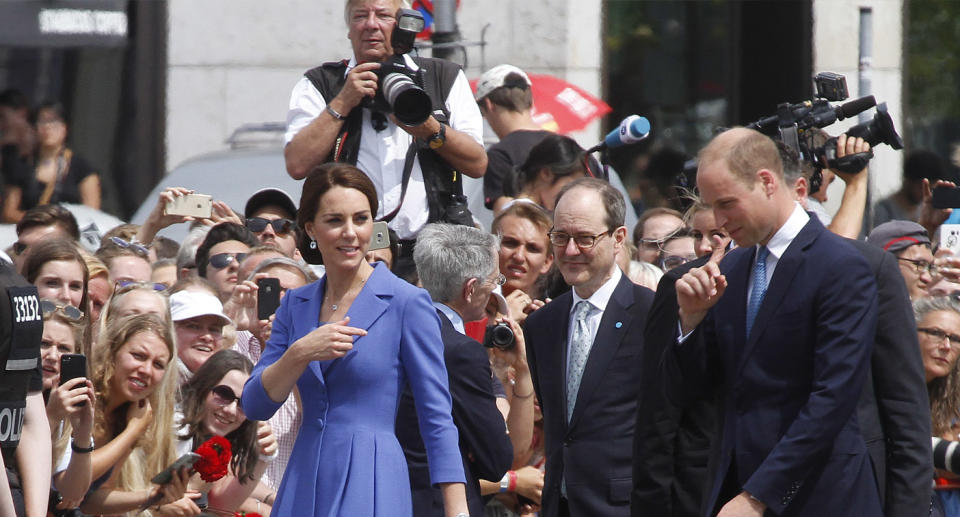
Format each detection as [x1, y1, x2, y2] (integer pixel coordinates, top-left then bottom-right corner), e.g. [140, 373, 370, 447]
[211, 384, 243, 410]
[40, 299, 84, 321]
[208, 252, 249, 270]
[245, 217, 294, 235]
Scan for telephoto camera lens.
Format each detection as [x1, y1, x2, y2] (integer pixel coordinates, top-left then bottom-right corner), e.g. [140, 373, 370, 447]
[381, 73, 432, 126]
[483, 322, 515, 350]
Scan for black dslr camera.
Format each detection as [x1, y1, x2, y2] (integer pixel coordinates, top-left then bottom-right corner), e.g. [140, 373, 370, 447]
[747, 72, 903, 191]
[483, 322, 515, 351]
[365, 8, 432, 126]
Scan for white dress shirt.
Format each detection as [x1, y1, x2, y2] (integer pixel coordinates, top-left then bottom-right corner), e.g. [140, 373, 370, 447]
[284, 54, 484, 239]
[746, 202, 810, 307]
[434, 302, 465, 335]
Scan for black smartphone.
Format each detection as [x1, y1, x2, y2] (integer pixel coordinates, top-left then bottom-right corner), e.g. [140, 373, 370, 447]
[932, 186, 960, 209]
[59, 354, 87, 385]
[60, 354, 88, 406]
[257, 277, 281, 320]
[150, 452, 201, 485]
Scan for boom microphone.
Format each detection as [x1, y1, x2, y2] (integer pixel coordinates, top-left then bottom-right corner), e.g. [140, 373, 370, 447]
[586, 115, 651, 153]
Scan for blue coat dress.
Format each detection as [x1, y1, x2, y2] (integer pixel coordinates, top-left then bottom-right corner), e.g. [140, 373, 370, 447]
[242, 262, 465, 516]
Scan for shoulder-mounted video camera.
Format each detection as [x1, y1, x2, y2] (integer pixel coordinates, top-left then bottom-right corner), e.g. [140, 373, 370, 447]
[747, 72, 903, 193]
[364, 8, 433, 126]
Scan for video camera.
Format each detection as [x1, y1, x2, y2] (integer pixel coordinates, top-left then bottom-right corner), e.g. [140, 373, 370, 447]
[746, 72, 903, 191]
[364, 8, 433, 126]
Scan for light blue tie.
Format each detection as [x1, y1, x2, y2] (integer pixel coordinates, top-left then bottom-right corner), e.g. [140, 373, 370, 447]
[746, 246, 770, 338]
[566, 300, 593, 422]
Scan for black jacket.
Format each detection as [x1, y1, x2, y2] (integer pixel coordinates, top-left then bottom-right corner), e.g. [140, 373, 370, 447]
[396, 309, 513, 516]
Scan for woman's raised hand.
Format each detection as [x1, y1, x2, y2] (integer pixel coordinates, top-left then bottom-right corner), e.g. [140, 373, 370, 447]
[291, 316, 367, 363]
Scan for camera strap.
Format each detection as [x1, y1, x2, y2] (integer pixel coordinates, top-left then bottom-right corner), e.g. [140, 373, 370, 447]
[379, 143, 418, 223]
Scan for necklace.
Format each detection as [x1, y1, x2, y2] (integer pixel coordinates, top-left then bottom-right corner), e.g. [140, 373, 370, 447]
[326, 275, 368, 311]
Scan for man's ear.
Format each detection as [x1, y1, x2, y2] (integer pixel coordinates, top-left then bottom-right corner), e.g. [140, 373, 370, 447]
[612, 226, 627, 250]
[461, 277, 479, 305]
[757, 169, 777, 195]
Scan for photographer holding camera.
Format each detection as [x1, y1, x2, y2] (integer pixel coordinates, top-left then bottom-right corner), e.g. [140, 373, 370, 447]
[284, 0, 486, 281]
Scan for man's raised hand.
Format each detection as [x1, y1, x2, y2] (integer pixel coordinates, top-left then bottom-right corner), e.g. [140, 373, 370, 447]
[676, 236, 728, 334]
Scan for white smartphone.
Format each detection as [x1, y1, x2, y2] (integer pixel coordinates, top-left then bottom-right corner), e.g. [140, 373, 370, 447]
[166, 193, 212, 219]
[940, 224, 960, 257]
[370, 221, 390, 251]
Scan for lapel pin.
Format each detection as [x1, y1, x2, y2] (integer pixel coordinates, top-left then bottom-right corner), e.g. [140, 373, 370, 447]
[615, 321, 623, 328]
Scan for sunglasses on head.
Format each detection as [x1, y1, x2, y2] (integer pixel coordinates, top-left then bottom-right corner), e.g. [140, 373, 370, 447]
[116, 280, 167, 292]
[208, 252, 248, 270]
[40, 299, 84, 321]
[109, 236, 150, 257]
[211, 385, 243, 410]
[245, 217, 294, 235]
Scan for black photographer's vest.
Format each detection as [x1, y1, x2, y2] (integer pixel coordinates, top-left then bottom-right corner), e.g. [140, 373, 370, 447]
[304, 57, 473, 227]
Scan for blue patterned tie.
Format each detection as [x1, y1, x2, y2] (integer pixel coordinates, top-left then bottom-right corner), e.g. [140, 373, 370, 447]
[566, 300, 593, 422]
[746, 246, 770, 338]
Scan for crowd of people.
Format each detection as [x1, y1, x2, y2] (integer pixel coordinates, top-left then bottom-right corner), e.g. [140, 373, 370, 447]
[2, 1, 960, 517]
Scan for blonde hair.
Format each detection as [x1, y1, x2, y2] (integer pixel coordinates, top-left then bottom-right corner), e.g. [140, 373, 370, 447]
[95, 283, 171, 362]
[92, 314, 178, 504]
[45, 310, 85, 468]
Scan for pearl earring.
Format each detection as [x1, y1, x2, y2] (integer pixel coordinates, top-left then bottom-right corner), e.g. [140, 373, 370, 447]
[309, 239, 317, 250]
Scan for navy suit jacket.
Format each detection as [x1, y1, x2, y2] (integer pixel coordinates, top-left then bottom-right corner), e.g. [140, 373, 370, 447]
[526, 272, 654, 517]
[664, 216, 882, 516]
[397, 309, 513, 517]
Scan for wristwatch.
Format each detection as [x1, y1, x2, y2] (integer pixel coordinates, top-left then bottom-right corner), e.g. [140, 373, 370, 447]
[428, 123, 446, 150]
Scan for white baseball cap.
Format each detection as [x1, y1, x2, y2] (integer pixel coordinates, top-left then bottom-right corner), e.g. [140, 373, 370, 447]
[169, 290, 233, 327]
[474, 64, 532, 101]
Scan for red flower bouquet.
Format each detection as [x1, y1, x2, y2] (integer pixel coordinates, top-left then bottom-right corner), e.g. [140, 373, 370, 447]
[194, 436, 232, 483]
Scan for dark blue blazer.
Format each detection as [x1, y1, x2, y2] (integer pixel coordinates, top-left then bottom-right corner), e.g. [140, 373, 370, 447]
[396, 309, 513, 517]
[664, 216, 882, 516]
[526, 272, 654, 517]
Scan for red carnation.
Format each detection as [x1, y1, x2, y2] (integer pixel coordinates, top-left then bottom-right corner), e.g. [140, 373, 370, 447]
[194, 436, 232, 482]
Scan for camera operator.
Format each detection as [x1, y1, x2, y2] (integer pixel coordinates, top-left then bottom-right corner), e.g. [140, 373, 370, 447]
[396, 223, 531, 517]
[283, 0, 487, 281]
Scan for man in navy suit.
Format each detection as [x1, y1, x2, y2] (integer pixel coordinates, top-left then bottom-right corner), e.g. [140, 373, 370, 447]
[666, 128, 881, 516]
[525, 178, 655, 517]
[397, 223, 523, 517]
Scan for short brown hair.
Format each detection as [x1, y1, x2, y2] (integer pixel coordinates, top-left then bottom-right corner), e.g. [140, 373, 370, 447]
[698, 127, 783, 187]
[297, 163, 379, 265]
[633, 207, 683, 245]
[555, 178, 625, 231]
[16, 204, 79, 240]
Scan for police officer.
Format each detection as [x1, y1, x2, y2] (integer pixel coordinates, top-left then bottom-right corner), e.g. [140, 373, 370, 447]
[0, 261, 50, 516]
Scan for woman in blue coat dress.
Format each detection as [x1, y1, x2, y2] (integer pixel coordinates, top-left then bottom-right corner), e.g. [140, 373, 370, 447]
[241, 163, 469, 516]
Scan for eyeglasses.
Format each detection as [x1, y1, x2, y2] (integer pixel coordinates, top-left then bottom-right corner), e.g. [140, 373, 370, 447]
[40, 299, 84, 321]
[208, 252, 249, 270]
[918, 327, 960, 347]
[660, 254, 696, 271]
[109, 236, 149, 257]
[481, 273, 507, 287]
[245, 217, 294, 235]
[547, 229, 611, 250]
[210, 385, 243, 411]
[116, 280, 167, 292]
[897, 257, 939, 276]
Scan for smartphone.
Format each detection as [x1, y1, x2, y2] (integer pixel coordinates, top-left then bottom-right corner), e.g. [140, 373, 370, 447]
[150, 452, 201, 485]
[165, 193, 213, 218]
[59, 354, 87, 406]
[59, 352, 86, 382]
[257, 277, 281, 320]
[942, 224, 960, 256]
[370, 221, 390, 251]
[932, 186, 960, 209]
